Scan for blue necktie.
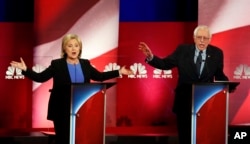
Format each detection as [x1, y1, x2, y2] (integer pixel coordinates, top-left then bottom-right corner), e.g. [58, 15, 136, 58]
[196, 51, 203, 76]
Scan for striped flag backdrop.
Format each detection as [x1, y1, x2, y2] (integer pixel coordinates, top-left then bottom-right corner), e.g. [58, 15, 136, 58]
[199, 0, 250, 125]
[32, 0, 120, 128]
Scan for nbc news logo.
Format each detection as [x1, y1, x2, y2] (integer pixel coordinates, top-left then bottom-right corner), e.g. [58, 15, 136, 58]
[104, 63, 121, 72]
[5, 64, 47, 80]
[128, 63, 147, 78]
[153, 68, 173, 79]
[103, 63, 122, 77]
[5, 66, 24, 79]
[233, 64, 250, 79]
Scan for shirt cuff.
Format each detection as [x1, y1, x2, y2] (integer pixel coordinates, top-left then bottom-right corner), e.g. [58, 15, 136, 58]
[146, 55, 154, 63]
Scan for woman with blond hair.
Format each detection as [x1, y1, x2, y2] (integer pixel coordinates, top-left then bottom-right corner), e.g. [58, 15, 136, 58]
[11, 34, 133, 144]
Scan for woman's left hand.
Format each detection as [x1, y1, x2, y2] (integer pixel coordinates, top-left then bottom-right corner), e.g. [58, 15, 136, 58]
[119, 66, 134, 75]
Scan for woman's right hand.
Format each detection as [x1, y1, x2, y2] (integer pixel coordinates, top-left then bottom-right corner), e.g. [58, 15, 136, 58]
[10, 57, 27, 71]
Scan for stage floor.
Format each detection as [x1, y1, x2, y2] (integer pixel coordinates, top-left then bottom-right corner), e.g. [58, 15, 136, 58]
[0, 124, 249, 144]
[0, 129, 178, 144]
[0, 131, 48, 144]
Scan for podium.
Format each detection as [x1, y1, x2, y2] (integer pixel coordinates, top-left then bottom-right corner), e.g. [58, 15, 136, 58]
[191, 81, 239, 144]
[69, 82, 116, 144]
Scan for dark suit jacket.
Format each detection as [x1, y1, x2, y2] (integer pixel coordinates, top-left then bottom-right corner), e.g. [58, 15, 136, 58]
[147, 44, 229, 113]
[22, 58, 120, 120]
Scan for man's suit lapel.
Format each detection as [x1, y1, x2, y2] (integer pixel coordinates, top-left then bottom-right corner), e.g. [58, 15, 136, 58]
[188, 45, 199, 78]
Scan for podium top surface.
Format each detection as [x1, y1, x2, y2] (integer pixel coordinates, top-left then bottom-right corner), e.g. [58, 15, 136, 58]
[71, 82, 116, 89]
[193, 81, 240, 92]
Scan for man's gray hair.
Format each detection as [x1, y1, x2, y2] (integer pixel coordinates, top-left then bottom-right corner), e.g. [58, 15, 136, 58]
[193, 25, 212, 38]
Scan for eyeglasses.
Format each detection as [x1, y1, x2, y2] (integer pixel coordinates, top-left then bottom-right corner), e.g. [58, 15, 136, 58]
[195, 36, 210, 41]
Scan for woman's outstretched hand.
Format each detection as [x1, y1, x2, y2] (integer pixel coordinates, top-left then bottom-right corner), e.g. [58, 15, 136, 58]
[119, 66, 134, 75]
[10, 57, 27, 71]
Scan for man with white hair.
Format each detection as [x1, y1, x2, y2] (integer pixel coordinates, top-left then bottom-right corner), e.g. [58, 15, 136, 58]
[139, 25, 229, 144]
